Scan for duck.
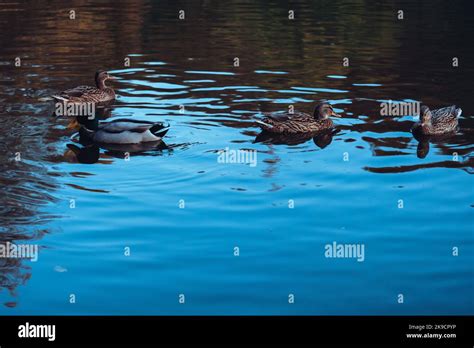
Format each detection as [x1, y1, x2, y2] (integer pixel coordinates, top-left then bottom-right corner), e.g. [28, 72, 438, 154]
[412, 105, 461, 136]
[256, 102, 341, 134]
[52, 70, 116, 104]
[79, 119, 169, 144]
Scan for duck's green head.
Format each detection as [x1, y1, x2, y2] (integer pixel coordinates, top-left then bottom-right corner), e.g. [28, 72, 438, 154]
[420, 105, 432, 125]
[95, 70, 116, 88]
[314, 103, 340, 120]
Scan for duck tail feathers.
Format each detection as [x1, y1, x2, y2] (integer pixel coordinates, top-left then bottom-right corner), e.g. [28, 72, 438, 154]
[255, 120, 273, 129]
[150, 123, 170, 138]
[456, 107, 462, 118]
[52, 95, 69, 102]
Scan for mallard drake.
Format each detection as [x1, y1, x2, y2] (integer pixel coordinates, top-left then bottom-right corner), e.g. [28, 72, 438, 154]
[256, 103, 341, 134]
[412, 105, 461, 135]
[52, 70, 116, 104]
[79, 119, 169, 144]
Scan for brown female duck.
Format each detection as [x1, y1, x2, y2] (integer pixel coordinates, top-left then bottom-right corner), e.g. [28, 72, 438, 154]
[256, 103, 341, 134]
[412, 105, 461, 136]
[52, 70, 116, 104]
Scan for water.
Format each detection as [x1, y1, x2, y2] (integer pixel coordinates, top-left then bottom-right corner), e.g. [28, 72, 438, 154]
[0, 0, 473, 315]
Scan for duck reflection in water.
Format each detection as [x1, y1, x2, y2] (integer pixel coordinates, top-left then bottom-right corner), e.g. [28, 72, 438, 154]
[412, 131, 458, 159]
[254, 128, 339, 149]
[67, 133, 170, 164]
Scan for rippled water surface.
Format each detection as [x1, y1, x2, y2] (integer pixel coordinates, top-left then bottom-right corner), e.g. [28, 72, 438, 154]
[0, 0, 473, 314]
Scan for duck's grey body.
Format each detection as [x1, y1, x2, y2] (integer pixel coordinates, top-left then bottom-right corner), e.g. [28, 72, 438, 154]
[412, 105, 461, 135]
[81, 119, 169, 144]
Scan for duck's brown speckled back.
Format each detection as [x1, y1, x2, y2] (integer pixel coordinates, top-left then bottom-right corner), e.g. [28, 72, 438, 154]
[260, 112, 334, 134]
[412, 105, 461, 135]
[52, 71, 116, 104]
